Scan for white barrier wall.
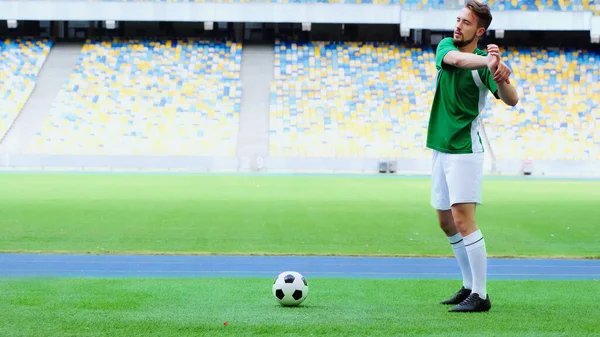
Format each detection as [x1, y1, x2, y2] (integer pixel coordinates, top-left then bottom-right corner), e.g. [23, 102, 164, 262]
[400, 9, 594, 30]
[1, 154, 599, 178]
[0, 0, 595, 30]
[592, 15, 600, 41]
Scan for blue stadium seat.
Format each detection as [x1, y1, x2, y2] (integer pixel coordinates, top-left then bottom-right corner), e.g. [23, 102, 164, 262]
[28, 39, 242, 156]
[85, 0, 599, 14]
[0, 38, 52, 141]
[269, 41, 599, 161]
[481, 46, 599, 161]
[269, 40, 435, 158]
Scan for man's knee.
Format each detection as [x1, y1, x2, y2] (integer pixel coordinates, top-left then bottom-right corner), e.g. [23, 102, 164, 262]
[451, 203, 477, 235]
[437, 210, 457, 236]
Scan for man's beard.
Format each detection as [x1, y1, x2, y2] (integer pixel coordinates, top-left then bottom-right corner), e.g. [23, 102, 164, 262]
[454, 33, 475, 48]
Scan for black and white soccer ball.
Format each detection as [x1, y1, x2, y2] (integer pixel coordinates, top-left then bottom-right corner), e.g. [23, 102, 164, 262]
[272, 271, 309, 306]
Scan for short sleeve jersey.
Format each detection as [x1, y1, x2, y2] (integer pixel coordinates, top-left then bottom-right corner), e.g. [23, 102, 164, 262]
[426, 37, 500, 154]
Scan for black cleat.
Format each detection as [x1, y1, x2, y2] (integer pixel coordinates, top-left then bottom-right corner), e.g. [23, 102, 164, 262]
[440, 286, 471, 305]
[448, 293, 491, 313]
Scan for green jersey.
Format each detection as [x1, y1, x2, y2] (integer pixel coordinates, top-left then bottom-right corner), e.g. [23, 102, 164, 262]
[426, 37, 499, 154]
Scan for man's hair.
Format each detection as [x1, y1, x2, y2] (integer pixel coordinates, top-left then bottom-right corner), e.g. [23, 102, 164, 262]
[465, 0, 493, 30]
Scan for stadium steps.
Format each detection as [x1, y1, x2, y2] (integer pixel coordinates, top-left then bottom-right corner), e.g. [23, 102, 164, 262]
[235, 45, 273, 162]
[0, 42, 84, 154]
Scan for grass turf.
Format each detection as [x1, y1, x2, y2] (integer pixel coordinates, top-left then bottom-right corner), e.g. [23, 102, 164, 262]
[0, 173, 599, 258]
[1, 277, 598, 336]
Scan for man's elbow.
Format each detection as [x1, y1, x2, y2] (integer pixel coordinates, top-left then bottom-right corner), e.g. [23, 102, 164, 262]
[498, 86, 519, 106]
[504, 96, 519, 107]
[451, 55, 466, 68]
[453, 60, 465, 68]
[443, 51, 462, 67]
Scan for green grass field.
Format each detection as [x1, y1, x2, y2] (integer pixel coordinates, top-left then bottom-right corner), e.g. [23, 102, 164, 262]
[2, 278, 599, 336]
[1, 173, 599, 336]
[0, 173, 598, 257]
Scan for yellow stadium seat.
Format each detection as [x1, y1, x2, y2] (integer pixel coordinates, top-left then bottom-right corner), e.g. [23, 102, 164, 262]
[28, 38, 242, 156]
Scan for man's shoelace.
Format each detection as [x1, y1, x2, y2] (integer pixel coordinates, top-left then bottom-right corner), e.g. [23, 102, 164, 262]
[460, 294, 478, 306]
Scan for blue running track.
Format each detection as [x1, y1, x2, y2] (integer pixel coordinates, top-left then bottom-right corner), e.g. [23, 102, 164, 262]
[1, 254, 599, 280]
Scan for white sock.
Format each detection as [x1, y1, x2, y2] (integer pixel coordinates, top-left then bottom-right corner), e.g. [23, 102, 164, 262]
[447, 232, 472, 290]
[464, 229, 487, 299]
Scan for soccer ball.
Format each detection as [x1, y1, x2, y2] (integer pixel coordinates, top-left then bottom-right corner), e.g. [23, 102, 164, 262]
[272, 271, 309, 306]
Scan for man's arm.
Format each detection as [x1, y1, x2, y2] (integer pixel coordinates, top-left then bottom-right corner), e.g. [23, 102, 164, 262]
[435, 38, 497, 71]
[443, 51, 489, 70]
[491, 62, 519, 106]
[495, 79, 519, 107]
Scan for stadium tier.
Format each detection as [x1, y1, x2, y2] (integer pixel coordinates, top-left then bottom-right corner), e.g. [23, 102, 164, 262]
[482, 47, 600, 161]
[87, 0, 600, 14]
[28, 39, 242, 156]
[269, 41, 599, 161]
[269, 40, 436, 159]
[0, 38, 52, 142]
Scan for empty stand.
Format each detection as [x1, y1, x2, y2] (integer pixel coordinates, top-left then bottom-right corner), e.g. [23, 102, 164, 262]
[269, 41, 599, 161]
[0, 42, 84, 155]
[482, 47, 599, 161]
[16, 37, 598, 162]
[269, 40, 436, 159]
[0, 38, 52, 143]
[86, 0, 600, 14]
[28, 38, 242, 156]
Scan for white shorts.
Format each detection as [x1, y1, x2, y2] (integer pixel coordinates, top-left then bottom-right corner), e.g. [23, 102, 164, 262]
[430, 150, 484, 211]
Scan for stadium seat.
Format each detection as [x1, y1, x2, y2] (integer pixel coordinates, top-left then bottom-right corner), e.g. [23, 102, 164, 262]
[269, 41, 599, 161]
[28, 38, 242, 156]
[0, 38, 52, 142]
[582, 0, 600, 15]
[481, 47, 599, 161]
[269, 40, 435, 159]
[85, 0, 598, 13]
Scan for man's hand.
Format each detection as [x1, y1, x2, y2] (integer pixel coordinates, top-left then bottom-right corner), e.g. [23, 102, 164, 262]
[486, 44, 500, 71]
[486, 44, 511, 84]
[494, 61, 511, 84]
